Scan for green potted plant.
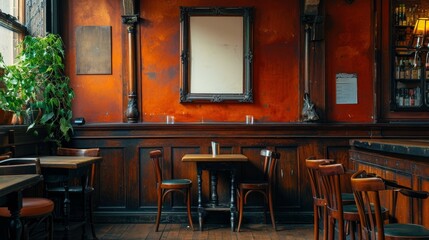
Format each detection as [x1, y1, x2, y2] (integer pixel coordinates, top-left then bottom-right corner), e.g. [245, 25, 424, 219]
[0, 33, 75, 146]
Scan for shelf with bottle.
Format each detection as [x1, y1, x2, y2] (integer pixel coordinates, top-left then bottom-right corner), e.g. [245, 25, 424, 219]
[392, 2, 429, 48]
[393, 1, 429, 27]
[394, 55, 422, 82]
[395, 86, 422, 108]
[390, 1, 429, 112]
[391, 49, 429, 111]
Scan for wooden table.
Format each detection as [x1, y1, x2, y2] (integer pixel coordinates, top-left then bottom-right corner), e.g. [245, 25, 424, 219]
[0, 174, 42, 240]
[181, 154, 248, 231]
[39, 156, 102, 240]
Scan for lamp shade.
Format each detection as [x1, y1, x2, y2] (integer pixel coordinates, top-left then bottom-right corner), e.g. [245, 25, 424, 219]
[410, 18, 429, 48]
[413, 18, 429, 36]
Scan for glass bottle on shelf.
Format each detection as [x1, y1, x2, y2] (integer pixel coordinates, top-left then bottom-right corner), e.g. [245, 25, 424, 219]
[404, 59, 411, 79]
[399, 59, 405, 79]
[398, 88, 404, 107]
[410, 89, 415, 106]
[412, 54, 420, 80]
[426, 52, 429, 79]
[416, 86, 421, 106]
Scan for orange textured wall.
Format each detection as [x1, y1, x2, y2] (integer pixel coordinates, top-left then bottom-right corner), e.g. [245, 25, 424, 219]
[64, 0, 124, 123]
[64, 0, 374, 124]
[325, 1, 375, 122]
[140, 0, 300, 123]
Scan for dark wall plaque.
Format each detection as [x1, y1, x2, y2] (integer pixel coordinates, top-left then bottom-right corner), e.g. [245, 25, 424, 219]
[76, 26, 112, 75]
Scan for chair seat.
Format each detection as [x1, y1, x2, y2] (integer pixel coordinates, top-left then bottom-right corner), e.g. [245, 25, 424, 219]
[384, 223, 429, 237]
[0, 197, 54, 217]
[47, 186, 94, 193]
[341, 192, 355, 203]
[162, 179, 192, 185]
[342, 202, 388, 213]
[239, 182, 268, 189]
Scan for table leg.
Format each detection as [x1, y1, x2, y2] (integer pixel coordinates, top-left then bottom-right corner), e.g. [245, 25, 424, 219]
[8, 192, 23, 240]
[197, 168, 203, 231]
[209, 170, 218, 206]
[63, 182, 70, 240]
[230, 169, 236, 231]
[80, 175, 87, 239]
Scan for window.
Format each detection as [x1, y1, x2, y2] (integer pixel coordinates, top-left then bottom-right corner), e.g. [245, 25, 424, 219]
[0, 0, 26, 65]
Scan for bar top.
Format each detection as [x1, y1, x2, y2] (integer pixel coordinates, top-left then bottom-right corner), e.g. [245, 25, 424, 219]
[181, 154, 248, 162]
[350, 139, 429, 158]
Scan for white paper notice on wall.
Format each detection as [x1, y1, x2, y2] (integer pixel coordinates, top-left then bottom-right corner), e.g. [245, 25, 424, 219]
[336, 73, 358, 104]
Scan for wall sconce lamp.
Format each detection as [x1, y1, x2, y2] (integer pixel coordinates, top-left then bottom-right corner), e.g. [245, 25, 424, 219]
[410, 18, 429, 68]
[411, 18, 429, 49]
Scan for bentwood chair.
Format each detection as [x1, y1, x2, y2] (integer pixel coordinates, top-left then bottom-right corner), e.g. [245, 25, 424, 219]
[150, 150, 193, 232]
[236, 149, 280, 232]
[318, 163, 362, 240]
[0, 158, 54, 240]
[45, 147, 100, 240]
[351, 170, 429, 240]
[305, 157, 356, 240]
[319, 163, 389, 240]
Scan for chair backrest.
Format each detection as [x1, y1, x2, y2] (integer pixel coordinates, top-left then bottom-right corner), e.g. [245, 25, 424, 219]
[57, 147, 100, 157]
[318, 163, 346, 219]
[260, 149, 280, 186]
[0, 157, 41, 175]
[305, 157, 334, 204]
[0, 151, 12, 161]
[150, 150, 163, 187]
[56, 147, 100, 187]
[351, 170, 387, 240]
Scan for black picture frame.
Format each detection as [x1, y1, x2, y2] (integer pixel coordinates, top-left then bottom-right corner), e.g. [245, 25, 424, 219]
[180, 7, 254, 103]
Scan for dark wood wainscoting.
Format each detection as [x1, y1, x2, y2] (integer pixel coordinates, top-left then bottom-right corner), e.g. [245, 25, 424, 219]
[60, 123, 429, 224]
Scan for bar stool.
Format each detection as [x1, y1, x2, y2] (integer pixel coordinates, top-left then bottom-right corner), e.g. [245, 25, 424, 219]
[150, 150, 193, 232]
[236, 149, 280, 232]
[0, 157, 54, 240]
[351, 170, 429, 239]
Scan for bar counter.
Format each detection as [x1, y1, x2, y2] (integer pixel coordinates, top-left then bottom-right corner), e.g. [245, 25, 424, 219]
[349, 138, 429, 227]
[351, 139, 429, 158]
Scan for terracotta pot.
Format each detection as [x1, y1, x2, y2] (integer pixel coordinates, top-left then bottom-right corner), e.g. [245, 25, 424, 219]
[0, 110, 13, 124]
[10, 113, 23, 125]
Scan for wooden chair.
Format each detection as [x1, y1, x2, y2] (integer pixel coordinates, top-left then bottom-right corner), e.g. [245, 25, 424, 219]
[305, 157, 356, 240]
[45, 147, 100, 239]
[0, 157, 54, 240]
[319, 163, 389, 240]
[236, 149, 280, 232]
[351, 169, 429, 240]
[150, 150, 193, 232]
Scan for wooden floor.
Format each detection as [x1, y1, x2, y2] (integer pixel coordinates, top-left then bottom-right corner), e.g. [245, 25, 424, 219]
[92, 223, 315, 240]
